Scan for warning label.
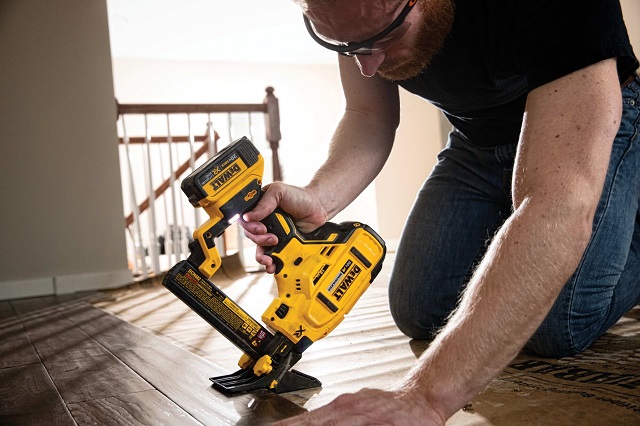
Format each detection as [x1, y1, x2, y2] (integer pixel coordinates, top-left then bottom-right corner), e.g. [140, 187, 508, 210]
[174, 267, 262, 341]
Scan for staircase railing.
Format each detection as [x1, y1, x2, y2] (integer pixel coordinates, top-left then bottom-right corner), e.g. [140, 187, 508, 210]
[116, 87, 282, 279]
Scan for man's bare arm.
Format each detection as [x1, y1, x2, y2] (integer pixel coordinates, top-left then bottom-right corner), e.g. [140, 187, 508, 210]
[274, 58, 623, 426]
[404, 58, 623, 421]
[242, 56, 399, 270]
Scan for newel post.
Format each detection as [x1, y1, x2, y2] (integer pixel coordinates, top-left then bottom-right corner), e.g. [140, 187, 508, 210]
[264, 87, 283, 181]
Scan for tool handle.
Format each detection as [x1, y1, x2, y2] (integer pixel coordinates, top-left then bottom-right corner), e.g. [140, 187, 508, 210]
[261, 209, 343, 248]
[260, 209, 293, 242]
[260, 209, 345, 274]
[260, 209, 295, 267]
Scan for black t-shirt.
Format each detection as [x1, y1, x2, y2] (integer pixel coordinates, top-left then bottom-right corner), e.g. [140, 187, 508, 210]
[398, 0, 639, 147]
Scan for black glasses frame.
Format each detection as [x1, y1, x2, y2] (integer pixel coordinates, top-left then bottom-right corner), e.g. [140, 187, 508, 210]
[303, 0, 417, 56]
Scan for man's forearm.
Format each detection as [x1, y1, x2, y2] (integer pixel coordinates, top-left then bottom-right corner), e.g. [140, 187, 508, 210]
[404, 197, 593, 420]
[403, 61, 622, 420]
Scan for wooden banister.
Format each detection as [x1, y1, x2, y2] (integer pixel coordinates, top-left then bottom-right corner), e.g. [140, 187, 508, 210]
[117, 103, 267, 115]
[119, 86, 282, 229]
[264, 87, 282, 182]
[118, 135, 209, 144]
[124, 131, 219, 228]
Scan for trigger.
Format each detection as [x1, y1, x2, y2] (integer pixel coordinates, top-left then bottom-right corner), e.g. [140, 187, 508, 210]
[271, 257, 284, 275]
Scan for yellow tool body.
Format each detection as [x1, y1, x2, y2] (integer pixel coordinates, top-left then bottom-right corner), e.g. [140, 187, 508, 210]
[163, 136, 386, 394]
[261, 210, 385, 344]
[184, 137, 265, 278]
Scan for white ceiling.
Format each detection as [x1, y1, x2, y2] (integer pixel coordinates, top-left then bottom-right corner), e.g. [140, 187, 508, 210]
[106, 0, 336, 64]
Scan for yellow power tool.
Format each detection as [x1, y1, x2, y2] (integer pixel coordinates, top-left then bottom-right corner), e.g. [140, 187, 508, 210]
[163, 137, 386, 394]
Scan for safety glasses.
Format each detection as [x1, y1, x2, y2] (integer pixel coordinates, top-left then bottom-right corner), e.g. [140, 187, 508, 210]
[303, 0, 417, 56]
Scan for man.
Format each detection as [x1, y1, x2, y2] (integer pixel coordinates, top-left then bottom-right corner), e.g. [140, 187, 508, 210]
[241, 0, 640, 424]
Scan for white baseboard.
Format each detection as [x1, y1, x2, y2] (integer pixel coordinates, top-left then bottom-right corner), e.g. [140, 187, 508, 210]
[55, 269, 133, 294]
[0, 269, 133, 301]
[0, 277, 55, 301]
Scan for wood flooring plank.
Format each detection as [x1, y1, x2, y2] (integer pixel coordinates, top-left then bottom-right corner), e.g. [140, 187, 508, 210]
[0, 363, 74, 426]
[59, 300, 166, 351]
[0, 321, 41, 369]
[0, 301, 16, 321]
[115, 346, 256, 425]
[12, 297, 154, 404]
[62, 302, 306, 425]
[68, 389, 202, 426]
[20, 314, 109, 364]
[10, 297, 54, 317]
[12, 298, 113, 364]
[0, 301, 41, 369]
[97, 290, 176, 318]
[46, 354, 153, 404]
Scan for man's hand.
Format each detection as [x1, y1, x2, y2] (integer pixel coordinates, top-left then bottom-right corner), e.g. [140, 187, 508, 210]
[240, 182, 328, 273]
[273, 387, 445, 426]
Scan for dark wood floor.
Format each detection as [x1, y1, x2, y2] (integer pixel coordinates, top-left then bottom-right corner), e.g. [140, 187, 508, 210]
[2, 253, 639, 425]
[0, 292, 305, 425]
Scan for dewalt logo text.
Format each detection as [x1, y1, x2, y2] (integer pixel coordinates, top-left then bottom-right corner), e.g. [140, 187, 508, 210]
[332, 264, 361, 301]
[211, 163, 241, 190]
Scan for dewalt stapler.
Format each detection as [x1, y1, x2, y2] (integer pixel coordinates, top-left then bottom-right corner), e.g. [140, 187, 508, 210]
[162, 136, 386, 394]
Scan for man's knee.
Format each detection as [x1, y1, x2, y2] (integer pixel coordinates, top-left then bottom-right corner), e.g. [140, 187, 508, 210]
[388, 293, 447, 340]
[525, 324, 595, 358]
[388, 273, 465, 340]
[525, 336, 580, 358]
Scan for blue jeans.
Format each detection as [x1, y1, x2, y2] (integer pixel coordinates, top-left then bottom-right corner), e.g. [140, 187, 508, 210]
[389, 75, 640, 357]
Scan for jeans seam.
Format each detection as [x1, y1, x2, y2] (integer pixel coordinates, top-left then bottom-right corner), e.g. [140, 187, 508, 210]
[566, 105, 639, 352]
[627, 97, 640, 144]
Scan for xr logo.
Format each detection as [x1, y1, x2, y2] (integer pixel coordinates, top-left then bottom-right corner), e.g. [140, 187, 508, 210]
[244, 189, 258, 201]
[293, 325, 306, 338]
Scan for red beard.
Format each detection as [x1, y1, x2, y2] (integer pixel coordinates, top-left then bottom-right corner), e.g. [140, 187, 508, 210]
[378, 0, 455, 81]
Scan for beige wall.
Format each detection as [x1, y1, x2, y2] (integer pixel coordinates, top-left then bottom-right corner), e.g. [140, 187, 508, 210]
[112, 58, 381, 231]
[112, 59, 443, 247]
[621, 0, 640, 53]
[112, 2, 639, 252]
[0, 0, 130, 300]
[2, 0, 631, 301]
[375, 92, 442, 247]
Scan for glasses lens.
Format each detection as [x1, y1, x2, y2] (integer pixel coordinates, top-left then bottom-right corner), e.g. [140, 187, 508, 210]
[369, 21, 410, 51]
[340, 21, 411, 56]
[340, 49, 373, 57]
[303, 0, 415, 55]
